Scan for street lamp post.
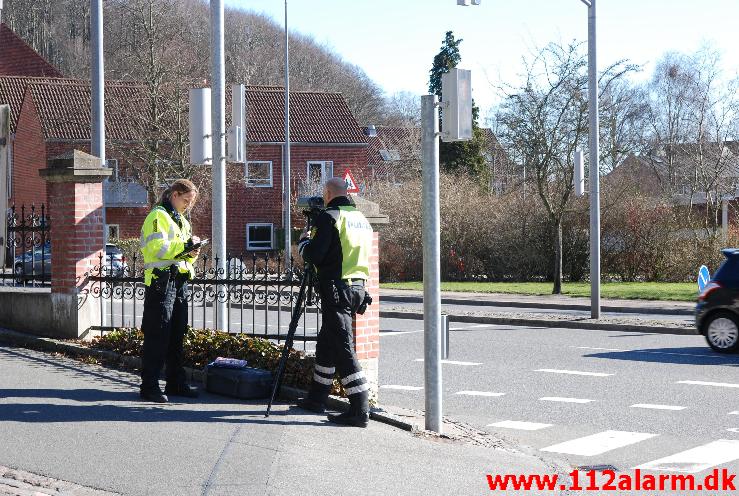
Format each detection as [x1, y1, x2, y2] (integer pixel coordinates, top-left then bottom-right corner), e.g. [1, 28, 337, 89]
[211, 0, 227, 329]
[283, 0, 292, 260]
[459, 0, 601, 318]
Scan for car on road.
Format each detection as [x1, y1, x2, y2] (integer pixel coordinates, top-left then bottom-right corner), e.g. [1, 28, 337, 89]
[13, 241, 51, 282]
[13, 243, 129, 281]
[696, 248, 739, 353]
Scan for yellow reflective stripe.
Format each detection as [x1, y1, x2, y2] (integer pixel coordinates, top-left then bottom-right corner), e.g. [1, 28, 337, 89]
[146, 232, 165, 243]
[155, 240, 172, 259]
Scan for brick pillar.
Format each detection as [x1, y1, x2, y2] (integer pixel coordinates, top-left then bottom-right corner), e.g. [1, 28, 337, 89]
[40, 150, 111, 338]
[352, 196, 389, 405]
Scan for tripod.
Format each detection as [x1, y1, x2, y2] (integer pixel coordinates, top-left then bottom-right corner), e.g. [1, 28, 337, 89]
[265, 262, 316, 417]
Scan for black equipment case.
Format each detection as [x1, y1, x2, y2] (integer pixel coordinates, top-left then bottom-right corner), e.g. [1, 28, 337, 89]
[204, 365, 273, 399]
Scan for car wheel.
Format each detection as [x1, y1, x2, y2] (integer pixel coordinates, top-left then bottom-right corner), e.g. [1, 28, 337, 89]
[703, 311, 739, 353]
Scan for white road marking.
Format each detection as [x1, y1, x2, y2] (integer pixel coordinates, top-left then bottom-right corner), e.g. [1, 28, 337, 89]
[677, 380, 739, 389]
[535, 368, 613, 377]
[539, 397, 594, 404]
[730, 411, 739, 415]
[630, 404, 687, 411]
[414, 359, 482, 366]
[542, 430, 657, 456]
[488, 420, 552, 431]
[576, 346, 625, 352]
[380, 385, 423, 391]
[455, 390, 506, 397]
[380, 330, 424, 337]
[635, 439, 739, 473]
[728, 428, 739, 433]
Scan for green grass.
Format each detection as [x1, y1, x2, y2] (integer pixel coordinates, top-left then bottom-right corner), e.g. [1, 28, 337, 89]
[380, 281, 698, 301]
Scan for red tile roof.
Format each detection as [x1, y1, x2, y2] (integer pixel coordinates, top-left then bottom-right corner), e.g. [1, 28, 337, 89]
[239, 86, 366, 144]
[0, 77, 366, 145]
[0, 24, 63, 78]
[27, 79, 145, 141]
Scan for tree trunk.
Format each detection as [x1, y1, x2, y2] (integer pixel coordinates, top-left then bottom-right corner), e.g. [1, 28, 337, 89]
[552, 218, 563, 294]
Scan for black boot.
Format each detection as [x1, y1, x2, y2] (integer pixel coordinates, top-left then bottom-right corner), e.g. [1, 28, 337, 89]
[327, 390, 369, 427]
[297, 380, 331, 413]
[164, 383, 199, 398]
[140, 388, 168, 403]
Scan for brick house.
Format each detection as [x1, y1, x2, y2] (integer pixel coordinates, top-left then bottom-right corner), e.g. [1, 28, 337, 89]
[366, 124, 514, 191]
[0, 24, 370, 254]
[0, 24, 62, 78]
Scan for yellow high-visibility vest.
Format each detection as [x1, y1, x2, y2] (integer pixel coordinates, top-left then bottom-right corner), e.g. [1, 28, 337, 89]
[334, 206, 372, 280]
[140, 206, 197, 286]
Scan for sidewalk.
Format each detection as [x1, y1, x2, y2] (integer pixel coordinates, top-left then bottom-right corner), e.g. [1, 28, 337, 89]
[0, 344, 564, 496]
[380, 289, 697, 334]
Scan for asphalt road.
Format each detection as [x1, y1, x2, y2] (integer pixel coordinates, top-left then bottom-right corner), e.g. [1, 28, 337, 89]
[378, 317, 739, 479]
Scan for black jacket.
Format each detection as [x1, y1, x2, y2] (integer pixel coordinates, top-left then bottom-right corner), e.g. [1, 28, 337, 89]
[301, 196, 352, 281]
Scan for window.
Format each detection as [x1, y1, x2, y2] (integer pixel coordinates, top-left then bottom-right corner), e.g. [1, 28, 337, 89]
[307, 161, 333, 185]
[106, 224, 120, 240]
[245, 161, 273, 187]
[105, 159, 119, 181]
[246, 223, 273, 251]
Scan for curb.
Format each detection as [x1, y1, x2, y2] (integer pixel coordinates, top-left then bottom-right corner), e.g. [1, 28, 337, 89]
[0, 328, 418, 432]
[380, 310, 699, 335]
[381, 294, 695, 316]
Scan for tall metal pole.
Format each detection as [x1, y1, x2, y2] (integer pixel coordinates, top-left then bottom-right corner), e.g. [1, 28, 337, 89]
[422, 95, 442, 433]
[283, 0, 292, 259]
[210, 0, 227, 329]
[587, 0, 601, 319]
[91, 0, 106, 243]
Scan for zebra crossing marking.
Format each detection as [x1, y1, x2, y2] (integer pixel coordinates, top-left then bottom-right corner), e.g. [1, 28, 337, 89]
[541, 430, 657, 456]
[635, 439, 739, 473]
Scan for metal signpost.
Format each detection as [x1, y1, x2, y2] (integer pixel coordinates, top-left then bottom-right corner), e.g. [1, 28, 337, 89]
[422, 68, 472, 433]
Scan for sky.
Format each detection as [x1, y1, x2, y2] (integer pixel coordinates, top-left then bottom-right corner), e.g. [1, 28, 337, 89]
[225, 0, 739, 123]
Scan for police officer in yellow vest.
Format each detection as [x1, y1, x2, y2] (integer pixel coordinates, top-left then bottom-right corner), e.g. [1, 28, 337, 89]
[139, 179, 201, 403]
[297, 177, 373, 427]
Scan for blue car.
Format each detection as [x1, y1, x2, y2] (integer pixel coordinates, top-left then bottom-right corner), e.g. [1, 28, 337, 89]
[695, 249, 739, 353]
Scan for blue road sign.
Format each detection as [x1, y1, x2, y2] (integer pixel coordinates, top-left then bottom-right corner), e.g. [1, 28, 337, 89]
[698, 265, 710, 292]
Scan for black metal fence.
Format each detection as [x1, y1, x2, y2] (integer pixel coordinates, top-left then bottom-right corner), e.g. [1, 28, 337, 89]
[1, 204, 51, 286]
[86, 252, 321, 347]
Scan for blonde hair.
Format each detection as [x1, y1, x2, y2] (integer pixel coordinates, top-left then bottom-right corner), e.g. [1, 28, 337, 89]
[159, 178, 198, 204]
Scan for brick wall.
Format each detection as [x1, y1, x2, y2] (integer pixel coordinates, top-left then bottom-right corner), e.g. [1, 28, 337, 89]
[10, 90, 47, 208]
[353, 232, 380, 360]
[47, 182, 105, 294]
[106, 207, 149, 239]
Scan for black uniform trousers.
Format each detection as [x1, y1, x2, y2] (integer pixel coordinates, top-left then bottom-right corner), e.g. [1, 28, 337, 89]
[308, 279, 369, 410]
[140, 270, 189, 392]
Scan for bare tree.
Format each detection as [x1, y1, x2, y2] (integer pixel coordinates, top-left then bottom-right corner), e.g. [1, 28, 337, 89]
[496, 41, 636, 293]
[642, 46, 739, 232]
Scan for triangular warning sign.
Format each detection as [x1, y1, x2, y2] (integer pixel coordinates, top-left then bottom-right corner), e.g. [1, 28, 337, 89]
[343, 168, 360, 193]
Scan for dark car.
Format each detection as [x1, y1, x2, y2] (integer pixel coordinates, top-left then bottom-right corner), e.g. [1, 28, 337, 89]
[695, 249, 739, 353]
[13, 242, 128, 281]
